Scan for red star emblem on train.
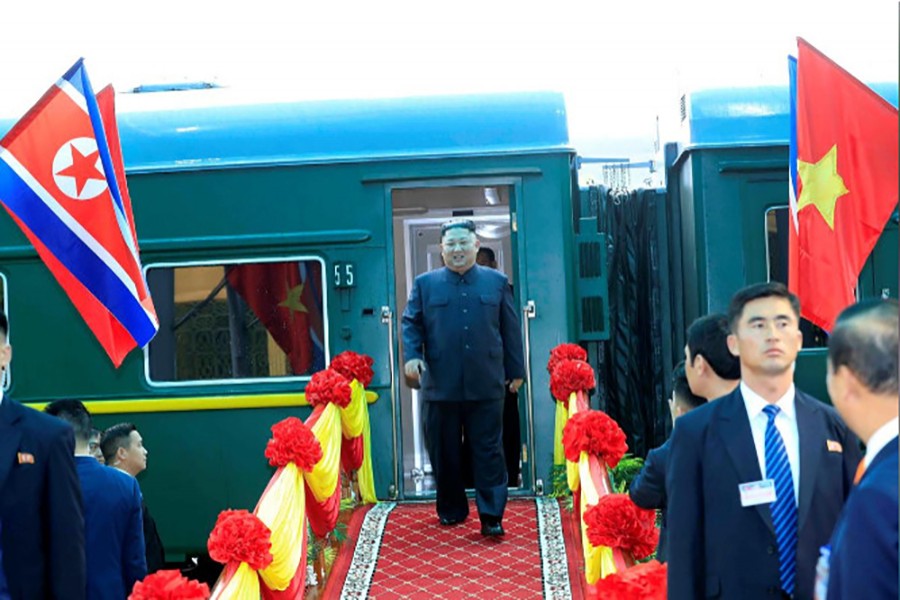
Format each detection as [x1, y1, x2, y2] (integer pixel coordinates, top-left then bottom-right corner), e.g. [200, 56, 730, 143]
[52, 137, 108, 200]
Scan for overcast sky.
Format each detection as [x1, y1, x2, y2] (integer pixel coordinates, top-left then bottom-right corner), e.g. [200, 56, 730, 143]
[2, 0, 897, 163]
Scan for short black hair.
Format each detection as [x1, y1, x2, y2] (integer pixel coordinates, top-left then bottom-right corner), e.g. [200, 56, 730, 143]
[477, 247, 496, 262]
[101, 422, 138, 464]
[672, 361, 707, 410]
[829, 299, 898, 395]
[727, 282, 801, 333]
[440, 219, 476, 239]
[687, 314, 741, 380]
[45, 399, 93, 444]
[0, 310, 7, 341]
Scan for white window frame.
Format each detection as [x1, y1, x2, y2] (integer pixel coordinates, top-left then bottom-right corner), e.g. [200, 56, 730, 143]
[142, 255, 329, 388]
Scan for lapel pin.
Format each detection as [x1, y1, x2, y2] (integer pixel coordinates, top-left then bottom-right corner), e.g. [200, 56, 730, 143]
[826, 440, 843, 453]
[17, 452, 35, 464]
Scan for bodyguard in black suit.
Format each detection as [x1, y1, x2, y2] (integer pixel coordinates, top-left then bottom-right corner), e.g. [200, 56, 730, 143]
[823, 300, 898, 600]
[0, 311, 86, 599]
[402, 219, 525, 536]
[629, 362, 706, 562]
[667, 283, 861, 600]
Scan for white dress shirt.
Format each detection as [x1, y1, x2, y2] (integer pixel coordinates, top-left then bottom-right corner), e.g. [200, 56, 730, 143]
[864, 417, 899, 469]
[742, 382, 801, 505]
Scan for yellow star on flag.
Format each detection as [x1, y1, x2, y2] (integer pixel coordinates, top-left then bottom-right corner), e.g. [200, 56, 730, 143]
[797, 144, 850, 229]
[278, 283, 308, 315]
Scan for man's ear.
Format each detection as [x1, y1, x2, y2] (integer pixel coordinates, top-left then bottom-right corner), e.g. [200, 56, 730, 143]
[727, 333, 739, 357]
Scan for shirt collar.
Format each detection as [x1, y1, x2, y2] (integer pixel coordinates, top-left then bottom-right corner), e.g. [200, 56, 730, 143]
[445, 264, 478, 282]
[741, 381, 796, 421]
[864, 416, 899, 468]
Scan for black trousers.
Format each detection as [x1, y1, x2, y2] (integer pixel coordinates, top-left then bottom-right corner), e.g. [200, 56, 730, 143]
[424, 398, 508, 523]
[461, 389, 520, 488]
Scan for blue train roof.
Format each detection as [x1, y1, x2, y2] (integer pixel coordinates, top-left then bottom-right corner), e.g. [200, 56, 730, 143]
[1, 90, 571, 173]
[681, 82, 898, 150]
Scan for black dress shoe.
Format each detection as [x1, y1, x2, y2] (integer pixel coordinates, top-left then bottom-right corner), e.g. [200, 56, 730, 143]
[480, 522, 505, 537]
[439, 516, 465, 526]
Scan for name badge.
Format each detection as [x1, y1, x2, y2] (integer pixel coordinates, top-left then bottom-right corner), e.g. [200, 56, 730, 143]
[739, 479, 777, 507]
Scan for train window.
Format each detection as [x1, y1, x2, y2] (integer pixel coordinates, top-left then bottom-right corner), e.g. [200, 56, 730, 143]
[144, 258, 328, 385]
[765, 207, 828, 348]
[0, 273, 8, 391]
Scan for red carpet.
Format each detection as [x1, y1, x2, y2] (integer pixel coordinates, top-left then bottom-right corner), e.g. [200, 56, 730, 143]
[332, 498, 574, 599]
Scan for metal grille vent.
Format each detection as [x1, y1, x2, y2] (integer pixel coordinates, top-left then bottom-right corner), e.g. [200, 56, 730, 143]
[579, 241, 602, 278]
[581, 296, 606, 333]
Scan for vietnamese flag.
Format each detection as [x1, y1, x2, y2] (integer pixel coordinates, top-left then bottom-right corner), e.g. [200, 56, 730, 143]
[789, 38, 899, 332]
[227, 261, 316, 375]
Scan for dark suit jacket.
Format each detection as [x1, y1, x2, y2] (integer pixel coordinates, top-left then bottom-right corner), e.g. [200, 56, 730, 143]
[666, 387, 861, 600]
[0, 398, 86, 599]
[402, 265, 525, 401]
[826, 437, 898, 600]
[629, 439, 670, 562]
[142, 499, 166, 573]
[76, 457, 146, 598]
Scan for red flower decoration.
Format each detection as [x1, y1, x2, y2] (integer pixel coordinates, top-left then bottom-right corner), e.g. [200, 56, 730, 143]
[129, 570, 210, 600]
[330, 351, 375, 387]
[593, 560, 667, 600]
[550, 359, 595, 401]
[561, 409, 628, 467]
[583, 494, 659, 560]
[265, 417, 323, 470]
[207, 509, 273, 570]
[547, 343, 588, 374]
[305, 368, 352, 408]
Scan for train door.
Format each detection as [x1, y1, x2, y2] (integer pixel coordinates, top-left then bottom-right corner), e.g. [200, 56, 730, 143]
[386, 183, 532, 499]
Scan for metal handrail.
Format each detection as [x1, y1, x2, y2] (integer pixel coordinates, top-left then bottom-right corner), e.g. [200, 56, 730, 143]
[522, 300, 539, 494]
[381, 306, 400, 499]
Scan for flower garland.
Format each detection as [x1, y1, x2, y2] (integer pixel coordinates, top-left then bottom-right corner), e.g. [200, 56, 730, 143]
[330, 351, 375, 387]
[593, 560, 667, 600]
[265, 417, 323, 471]
[129, 570, 210, 600]
[305, 368, 352, 408]
[207, 509, 274, 571]
[561, 409, 628, 468]
[547, 343, 588, 375]
[550, 359, 596, 402]
[583, 494, 659, 560]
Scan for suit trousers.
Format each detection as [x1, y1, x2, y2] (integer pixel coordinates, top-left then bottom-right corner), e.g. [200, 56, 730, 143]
[424, 398, 508, 523]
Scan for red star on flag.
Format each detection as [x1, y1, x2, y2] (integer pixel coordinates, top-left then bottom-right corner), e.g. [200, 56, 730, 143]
[56, 143, 104, 196]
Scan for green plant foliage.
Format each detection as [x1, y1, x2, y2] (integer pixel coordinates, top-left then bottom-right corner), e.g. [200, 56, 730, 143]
[608, 454, 645, 494]
[548, 463, 571, 498]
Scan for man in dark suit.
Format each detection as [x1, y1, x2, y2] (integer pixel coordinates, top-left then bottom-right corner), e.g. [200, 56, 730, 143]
[45, 400, 146, 599]
[629, 362, 705, 562]
[684, 313, 741, 401]
[822, 300, 898, 600]
[0, 310, 86, 599]
[402, 219, 525, 537]
[667, 282, 861, 600]
[102, 423, 166, 573]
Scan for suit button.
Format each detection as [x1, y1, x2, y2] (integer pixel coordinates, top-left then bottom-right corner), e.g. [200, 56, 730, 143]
[462, 292, 467, 297]
[465, 344, 470, 349]
[767, 545, 776, 555]
[463, 309, 468, 313]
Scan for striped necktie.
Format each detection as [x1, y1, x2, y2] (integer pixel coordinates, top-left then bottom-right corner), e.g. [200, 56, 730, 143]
[763, 404, 798, 595]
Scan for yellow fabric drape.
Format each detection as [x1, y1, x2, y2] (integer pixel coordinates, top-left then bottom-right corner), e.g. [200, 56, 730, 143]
[256, 463, 306, 591]
[339, 380, 366, 438]
[357, 408, 378, 503]
[553, 400, 568, 466]
[306, 404, 342, 502]
[210, 562, 260, 600]
[566, 392, 582, 492]
[579, 452, 619, 585]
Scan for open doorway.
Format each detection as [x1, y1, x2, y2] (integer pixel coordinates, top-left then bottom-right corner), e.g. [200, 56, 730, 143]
[391, 184, 522, 497]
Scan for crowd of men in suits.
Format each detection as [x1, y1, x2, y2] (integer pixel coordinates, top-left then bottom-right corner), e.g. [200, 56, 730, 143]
[0, 310, 165, 600]
[630, 282, 898, 600]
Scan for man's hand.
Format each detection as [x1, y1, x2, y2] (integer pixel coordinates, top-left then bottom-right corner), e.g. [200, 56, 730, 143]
[404, 359, 426, 383]
[508, 378, 524, 393]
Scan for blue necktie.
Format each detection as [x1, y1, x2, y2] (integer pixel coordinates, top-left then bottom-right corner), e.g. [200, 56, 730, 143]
[763, 405, 798, 595]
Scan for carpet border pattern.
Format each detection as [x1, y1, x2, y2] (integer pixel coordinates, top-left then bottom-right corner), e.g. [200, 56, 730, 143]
[339, 501, 398, 599]
[535, 496, 573, 599]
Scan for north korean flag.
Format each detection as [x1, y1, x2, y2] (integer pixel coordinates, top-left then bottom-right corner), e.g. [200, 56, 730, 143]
[0, 59, 158, 366]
